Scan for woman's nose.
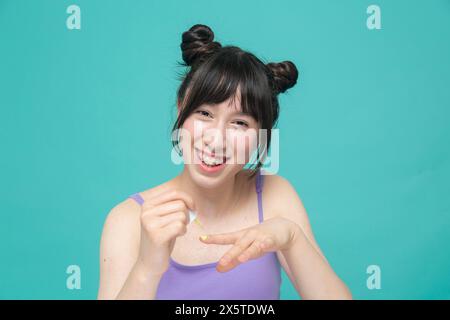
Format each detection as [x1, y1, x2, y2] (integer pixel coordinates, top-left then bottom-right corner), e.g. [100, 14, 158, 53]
[202, 123, 227, 151]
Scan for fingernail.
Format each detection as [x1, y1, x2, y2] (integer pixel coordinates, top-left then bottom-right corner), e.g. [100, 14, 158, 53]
[200, 235, 208, 241]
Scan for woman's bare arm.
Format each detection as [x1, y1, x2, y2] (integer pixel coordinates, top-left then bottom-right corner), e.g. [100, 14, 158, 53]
[265, 175, 352, 299]
[97, 200, 162, 300]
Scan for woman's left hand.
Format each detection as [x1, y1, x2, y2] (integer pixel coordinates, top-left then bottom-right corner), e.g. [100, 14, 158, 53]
[199, 217, 301, 273]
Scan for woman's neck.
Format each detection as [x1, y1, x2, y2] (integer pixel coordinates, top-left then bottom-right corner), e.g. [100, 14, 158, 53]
[175, 168, 245, 225]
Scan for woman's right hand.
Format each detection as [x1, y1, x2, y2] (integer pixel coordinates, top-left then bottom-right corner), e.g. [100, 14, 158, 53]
[135, 189, 196, 276]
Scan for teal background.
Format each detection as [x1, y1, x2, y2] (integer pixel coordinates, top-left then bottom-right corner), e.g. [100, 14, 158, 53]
[1, 0, 449, 299]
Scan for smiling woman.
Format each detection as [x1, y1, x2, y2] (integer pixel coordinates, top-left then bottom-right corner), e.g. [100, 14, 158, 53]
[173, 35, 298, 178]
[97, 24, 351, 300]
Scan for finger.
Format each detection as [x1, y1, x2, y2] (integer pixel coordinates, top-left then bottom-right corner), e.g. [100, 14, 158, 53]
[142, 199, 188, 219]
[161, 219, 187, 239]
[153, 219, 186, 244]
[259, 236, 276, 251]
[148, 189, 195, 211]
[237, 239, 266, 263]
[219, 232, 256, 267]
[199, 229, 247, 245]
[143, 189, 196, 211]
[155, 211, 188, 228]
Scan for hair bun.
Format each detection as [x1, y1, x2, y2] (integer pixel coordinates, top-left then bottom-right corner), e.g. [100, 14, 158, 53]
[181, 24, 222, 66]
[266, 61, 299, 94]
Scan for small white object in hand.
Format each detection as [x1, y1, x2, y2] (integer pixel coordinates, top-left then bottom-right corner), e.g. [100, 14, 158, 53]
[188, 210, 197, 224]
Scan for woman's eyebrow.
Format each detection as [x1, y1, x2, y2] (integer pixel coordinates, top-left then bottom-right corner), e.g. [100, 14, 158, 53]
[231, 110, 251, 117]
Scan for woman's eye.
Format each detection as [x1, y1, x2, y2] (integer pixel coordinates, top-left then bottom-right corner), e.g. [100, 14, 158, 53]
[196, 110, 211, 118]
[234, 120, 249, 128]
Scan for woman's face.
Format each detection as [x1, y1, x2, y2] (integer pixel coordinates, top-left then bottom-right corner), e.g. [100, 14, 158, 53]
[179, 96, 259, 188]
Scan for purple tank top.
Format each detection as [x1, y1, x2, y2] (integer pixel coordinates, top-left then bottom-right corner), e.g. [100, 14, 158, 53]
[128, 170, 281, 299]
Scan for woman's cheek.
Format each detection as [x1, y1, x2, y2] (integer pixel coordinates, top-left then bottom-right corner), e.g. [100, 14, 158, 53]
[178, 118, 199, 164]
[182, 117, 198, 135]
[228, 130, 258, 165]
[183, 118, 205, 146]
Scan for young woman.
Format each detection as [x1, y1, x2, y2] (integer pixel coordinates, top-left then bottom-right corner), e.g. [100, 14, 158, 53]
[97, 24, 352, 300]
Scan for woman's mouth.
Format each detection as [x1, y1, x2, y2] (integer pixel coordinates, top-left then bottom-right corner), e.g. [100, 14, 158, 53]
[195, 149, 228, 173]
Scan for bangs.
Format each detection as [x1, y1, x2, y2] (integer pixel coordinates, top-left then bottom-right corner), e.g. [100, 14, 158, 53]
[179, 46, 273, 125]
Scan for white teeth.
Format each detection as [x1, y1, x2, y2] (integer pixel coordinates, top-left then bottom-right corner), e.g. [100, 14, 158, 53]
[202, 154, 223, 166]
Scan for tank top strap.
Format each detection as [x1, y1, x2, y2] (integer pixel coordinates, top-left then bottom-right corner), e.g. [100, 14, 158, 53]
[255, 169, 265, 223]
[128, 192, 144, 206]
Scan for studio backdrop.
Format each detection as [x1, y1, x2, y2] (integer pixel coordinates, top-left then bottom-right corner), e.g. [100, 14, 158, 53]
[0, 0, 449, 299]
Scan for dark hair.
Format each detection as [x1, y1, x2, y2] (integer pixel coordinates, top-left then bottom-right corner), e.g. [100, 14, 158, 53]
[172, 24, 298, 178]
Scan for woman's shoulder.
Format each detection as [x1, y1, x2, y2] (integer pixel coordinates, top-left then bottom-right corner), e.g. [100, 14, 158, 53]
[260, 172, 304, 218]
[259, 170, 292, 190]
[236, 169, 293, 194]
